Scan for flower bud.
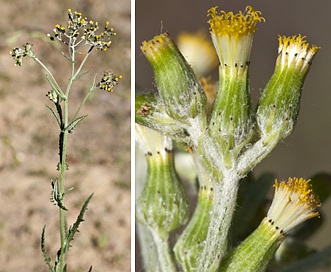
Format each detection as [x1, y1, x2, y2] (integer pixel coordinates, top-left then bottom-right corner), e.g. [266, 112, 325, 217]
[221, 178, 320, 272]
[135, 124, 189, 237]
[256, 35, 320, 142]
[140, 33, 207, 125]
[207, 6, 265, 152]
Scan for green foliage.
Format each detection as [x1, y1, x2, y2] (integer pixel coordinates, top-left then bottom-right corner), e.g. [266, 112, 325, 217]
[41, 226, 55, 272]
[65, 193, 94, 252]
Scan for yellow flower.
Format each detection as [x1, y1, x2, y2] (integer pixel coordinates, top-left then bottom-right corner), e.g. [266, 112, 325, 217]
[276, 35, 320, 77]
[267, 177, 320, 235]
[207, 6, 265, 71]
[220, 177, 320, 271]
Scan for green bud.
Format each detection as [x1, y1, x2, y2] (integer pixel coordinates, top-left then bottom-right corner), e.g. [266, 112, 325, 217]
[135, 125, 189, 237]
[174, 185, 214, 272]
[140, 32, 206, 125]
[256, 35, 319, 142]
[220, 178, 320, 272]
[207, 6, 264, 153]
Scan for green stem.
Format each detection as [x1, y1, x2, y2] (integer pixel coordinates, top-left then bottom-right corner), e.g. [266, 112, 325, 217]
[151, 230, 176, 272]
[174, 185, 215, 272]
[198, 177, 240, 272]
[34, 57, 65, 100]
[72, 75, 97, 121]
[73, 49, 92, 80]
[58, 42, 76, 272]
[58, 112, 68, 272]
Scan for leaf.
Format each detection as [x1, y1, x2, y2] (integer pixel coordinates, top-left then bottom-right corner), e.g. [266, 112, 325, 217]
[233, 172, 275, 240]
[45, 74, 65, 100]
[74, 70, 90, 81]
[272, 237, 317, 267]
[46, 104, 61, 128]
[64, 193, 94, 252]
[65, 115, 88, 133]
[310, 172, 331, 202]
[41, 225, 55, 272]
[51, 179, 68, 211]
[135, 93, 191, 144]
[277, 244, 331, 272]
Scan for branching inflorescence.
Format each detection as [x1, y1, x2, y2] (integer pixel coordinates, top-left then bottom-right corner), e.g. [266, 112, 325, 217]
[10, 8, 121, 272]
[136, 5, 321, 272]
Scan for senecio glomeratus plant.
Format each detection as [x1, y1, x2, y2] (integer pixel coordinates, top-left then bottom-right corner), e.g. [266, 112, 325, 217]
[135, 5, 323, 272]
[10, 9, 121, 272]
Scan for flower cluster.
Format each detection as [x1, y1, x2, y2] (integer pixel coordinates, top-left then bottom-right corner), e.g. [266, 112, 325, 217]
[48, 8, 116, 51]
[267, 177, 320, 234]
[98, 71, 122, 92]
[137, 4, 322, 272]
[9, 42, 35, 66]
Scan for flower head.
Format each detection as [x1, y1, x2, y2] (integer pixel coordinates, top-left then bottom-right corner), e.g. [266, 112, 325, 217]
[220, 177, 320, 271]
[267, 177, 320, 235]
[276, 35, 320, 78]
[9, 43, 35, 66]
[256, 35, 319, 141]
[140, 33, 207, 125]
[48, 8, 116, 51]
[97, 71, 122, 92]
[207, 6, 265, 69]
[135, 124, 189, 234]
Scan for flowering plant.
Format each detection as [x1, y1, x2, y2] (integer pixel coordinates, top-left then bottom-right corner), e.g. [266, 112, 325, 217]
[135, 5, 329, 272]
[10, 9, 121, 271]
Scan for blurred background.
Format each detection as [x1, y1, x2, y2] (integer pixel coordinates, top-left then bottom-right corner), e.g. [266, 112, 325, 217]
[0, 0, 130, 271]
[136, 0, 331, 271]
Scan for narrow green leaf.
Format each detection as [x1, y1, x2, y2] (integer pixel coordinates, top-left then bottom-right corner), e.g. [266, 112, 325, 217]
[45, 74, 65, 100]
[310, 172, 331, 202]
[65, 115, 88, 133]
[41, 225, 55, 272]
[74, 70, 90, 81]
[65, 193, 94, 252]
[46, 104, 61, 128]
[51, 179, 68, 211]
[233, 173, 275, 240]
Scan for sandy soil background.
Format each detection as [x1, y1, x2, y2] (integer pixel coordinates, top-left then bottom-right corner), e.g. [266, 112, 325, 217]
[0, 0, 130, 271]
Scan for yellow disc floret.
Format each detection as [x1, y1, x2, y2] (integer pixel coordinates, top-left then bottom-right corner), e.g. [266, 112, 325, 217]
[207, 6, 265, 36]
[277, 35, 320, 74]
[267, 177, 320, 235]
[207, 6, 265, 70]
